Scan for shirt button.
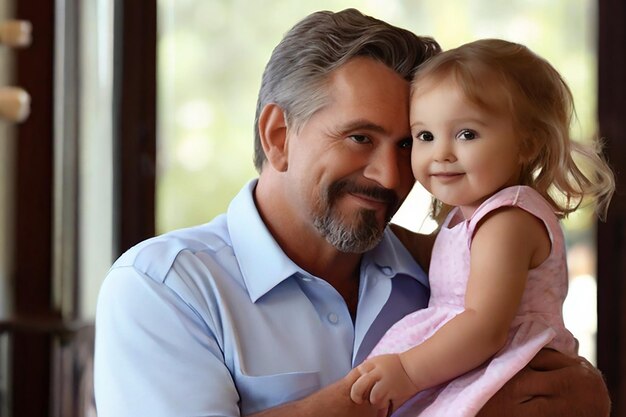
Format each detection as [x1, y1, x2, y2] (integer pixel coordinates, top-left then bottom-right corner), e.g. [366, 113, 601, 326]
[381, 266, 393, 276]
[301, 276, 313, 282]
[327, 313, 338, 324]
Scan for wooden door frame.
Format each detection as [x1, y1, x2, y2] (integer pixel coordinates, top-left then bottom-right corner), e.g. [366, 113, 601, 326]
[597, 0, 626, 415]
[115, 0, 157, 254]
[12, 0, 56, 414]
[9, 0, 156, 415]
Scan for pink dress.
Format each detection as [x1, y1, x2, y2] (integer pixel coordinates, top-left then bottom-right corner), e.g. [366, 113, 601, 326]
[372, 186, 578, 416]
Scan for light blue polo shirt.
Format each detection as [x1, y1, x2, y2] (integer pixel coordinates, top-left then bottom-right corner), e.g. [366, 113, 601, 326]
[94, 179, 429, 417]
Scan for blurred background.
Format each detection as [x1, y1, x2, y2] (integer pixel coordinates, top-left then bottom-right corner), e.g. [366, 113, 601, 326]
[0, 0, 624, 416]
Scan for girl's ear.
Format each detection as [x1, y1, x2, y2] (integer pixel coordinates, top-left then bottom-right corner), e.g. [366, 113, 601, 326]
[518, 135, 540, 165]
[258, 103, 289, 172]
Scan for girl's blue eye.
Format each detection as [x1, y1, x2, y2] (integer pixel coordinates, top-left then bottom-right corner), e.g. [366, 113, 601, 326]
[417, 131, 434, 142]
[457, 129, 477, 140]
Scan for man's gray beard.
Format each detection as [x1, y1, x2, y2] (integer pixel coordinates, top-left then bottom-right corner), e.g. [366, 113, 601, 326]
[313, 207, 385, 253]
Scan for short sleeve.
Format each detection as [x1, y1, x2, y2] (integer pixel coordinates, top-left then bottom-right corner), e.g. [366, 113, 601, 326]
[94, 265, 241, 417]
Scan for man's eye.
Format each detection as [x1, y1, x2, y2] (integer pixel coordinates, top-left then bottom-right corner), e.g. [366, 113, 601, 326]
[416, 131, 434, 142]
[349, 134, 370, 144]
[457, 129, 477, 140]
[398, 138, 413, 149]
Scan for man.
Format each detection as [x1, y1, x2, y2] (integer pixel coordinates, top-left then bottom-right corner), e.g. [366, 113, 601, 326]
[94, 8, 609, 416]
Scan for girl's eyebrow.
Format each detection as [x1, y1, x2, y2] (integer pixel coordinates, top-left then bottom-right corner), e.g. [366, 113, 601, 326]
[410, 117, 489, 130]
[410, 121, 426, 130]
[449, 117, 489, 126]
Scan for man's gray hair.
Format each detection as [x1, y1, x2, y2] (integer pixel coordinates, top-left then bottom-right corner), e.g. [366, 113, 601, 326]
[253, 8, 441, 172]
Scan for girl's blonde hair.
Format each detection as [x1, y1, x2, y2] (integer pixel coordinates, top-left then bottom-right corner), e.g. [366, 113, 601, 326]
[412, 39, 615, 222]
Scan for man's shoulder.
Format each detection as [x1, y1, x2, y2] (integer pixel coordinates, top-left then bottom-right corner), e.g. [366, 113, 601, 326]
[111, 215, 232, 284]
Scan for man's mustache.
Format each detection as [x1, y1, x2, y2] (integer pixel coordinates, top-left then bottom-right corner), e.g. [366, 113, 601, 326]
[328, 180, 400, 216]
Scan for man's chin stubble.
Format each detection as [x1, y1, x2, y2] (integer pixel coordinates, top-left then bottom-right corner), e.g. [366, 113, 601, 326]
[314, 208, 385, 253]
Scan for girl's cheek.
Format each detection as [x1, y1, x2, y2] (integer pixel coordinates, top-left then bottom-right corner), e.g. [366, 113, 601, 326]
[410, 150, 423, 177]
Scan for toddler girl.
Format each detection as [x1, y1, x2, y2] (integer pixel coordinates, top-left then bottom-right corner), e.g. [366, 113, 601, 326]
[350, 38, 615, 416]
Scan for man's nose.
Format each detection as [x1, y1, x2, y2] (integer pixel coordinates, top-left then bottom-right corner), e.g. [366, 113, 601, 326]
[363, 146, 404, 190]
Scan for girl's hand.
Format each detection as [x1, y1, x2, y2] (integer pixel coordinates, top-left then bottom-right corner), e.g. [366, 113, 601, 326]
[350, 354, 417, 411]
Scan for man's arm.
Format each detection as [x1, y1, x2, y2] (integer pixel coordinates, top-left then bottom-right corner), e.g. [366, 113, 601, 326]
[478, 349, 610, 417]
[249, 368, 380, 417]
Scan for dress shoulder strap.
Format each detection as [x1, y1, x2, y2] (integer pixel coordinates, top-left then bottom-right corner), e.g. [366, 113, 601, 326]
[467, 186, 561, 245]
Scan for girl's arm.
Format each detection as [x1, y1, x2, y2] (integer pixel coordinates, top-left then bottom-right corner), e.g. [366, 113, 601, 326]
[352, 207, 550, 410]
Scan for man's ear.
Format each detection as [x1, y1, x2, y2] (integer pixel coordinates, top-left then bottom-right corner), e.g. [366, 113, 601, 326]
[258, 103, 288, 172]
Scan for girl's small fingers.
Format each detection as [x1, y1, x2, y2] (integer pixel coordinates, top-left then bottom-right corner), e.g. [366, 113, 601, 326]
[369, 381, 389, 406]
[350, 374, 372, 404]
[358, 360, 375, 374]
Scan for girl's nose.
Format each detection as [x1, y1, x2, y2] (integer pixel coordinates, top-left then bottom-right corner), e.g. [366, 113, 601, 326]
[433, 139, 456, 163]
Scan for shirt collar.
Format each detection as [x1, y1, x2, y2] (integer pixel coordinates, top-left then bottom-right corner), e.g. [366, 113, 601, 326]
[227, 179, 304, 302]
[365, 227, 429, 288]
[228, 179, 429, 302]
